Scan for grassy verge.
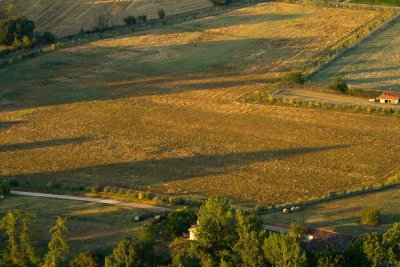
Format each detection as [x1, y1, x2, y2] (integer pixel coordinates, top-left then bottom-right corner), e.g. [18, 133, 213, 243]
[262, 186, 400, 235]
[0, 195, 149, 260]
[351, 0, 400, 6]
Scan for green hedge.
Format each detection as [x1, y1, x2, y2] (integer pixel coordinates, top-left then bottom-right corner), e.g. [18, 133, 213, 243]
[350, 0, 400, 6]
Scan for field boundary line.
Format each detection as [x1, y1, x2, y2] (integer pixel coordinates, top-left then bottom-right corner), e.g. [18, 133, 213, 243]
[10, 190, 171, 213]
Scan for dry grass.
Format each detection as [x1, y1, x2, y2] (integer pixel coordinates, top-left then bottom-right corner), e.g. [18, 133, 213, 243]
[0, 3, 399, 205]
[0, 0, 212, 37]
[0, 195, 148, 257]
[312, 15, 400, 91]
[262, 187, 400, 235]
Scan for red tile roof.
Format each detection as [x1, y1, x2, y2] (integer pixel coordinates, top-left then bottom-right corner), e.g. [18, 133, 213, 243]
[379, 91, 400, 100]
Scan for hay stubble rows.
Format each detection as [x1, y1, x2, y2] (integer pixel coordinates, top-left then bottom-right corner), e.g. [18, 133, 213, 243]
[1, 3, 399, 204]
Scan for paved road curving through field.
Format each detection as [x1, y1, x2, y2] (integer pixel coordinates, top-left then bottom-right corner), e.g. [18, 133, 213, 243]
[10, 191, 171, 213]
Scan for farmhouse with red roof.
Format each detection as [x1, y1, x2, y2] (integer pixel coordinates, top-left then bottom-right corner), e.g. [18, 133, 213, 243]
[378, 91, 400, 104]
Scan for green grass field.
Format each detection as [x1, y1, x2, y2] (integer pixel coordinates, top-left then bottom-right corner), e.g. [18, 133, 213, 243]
[262, 187, 400, 235]
[1, 3, 399, 205]
[312, 15, 400, 91]
[0, 195, 148, 257]
[0, 0, 211, 37]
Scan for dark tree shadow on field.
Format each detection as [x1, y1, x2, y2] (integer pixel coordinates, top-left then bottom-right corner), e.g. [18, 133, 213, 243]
[2, 144, 350, 186]
[0, 136, 91, 152]
[0, 120, 28, 132]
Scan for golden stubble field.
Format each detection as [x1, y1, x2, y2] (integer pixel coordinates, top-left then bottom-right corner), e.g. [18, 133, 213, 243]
[1, 2, 399, 204]
[0, 0, 212, 37]
[313, 15, 400, 91]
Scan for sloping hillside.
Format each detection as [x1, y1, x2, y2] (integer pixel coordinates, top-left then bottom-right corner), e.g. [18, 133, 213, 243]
[1, 3, 399, 204]
[0, 0, 212, 37]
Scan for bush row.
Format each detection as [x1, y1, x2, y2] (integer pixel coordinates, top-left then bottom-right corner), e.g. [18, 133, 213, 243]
[257, 94, 400, 117]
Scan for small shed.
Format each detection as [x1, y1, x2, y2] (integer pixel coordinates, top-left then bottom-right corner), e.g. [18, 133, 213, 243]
[378, 91, 400, 104]
[188, 225, 199, 240]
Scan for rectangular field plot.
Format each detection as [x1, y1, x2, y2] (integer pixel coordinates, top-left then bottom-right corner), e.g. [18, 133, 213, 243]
[313, 16, 400, 91]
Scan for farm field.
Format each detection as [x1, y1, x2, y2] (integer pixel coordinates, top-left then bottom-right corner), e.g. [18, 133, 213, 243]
[313, 15, 400, 91]
[262, 187, 400, 235]
[0, 195, 148, 257]
[1, 2, 400, 205]
[0, 0, 212, 37]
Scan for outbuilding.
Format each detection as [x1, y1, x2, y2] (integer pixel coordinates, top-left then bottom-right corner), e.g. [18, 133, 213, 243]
[378, 91, 400, 104]
[188, 225, 199, 240]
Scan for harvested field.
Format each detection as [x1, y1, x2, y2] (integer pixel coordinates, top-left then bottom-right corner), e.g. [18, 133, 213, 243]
[0, 0, 212, 37]
[313, 15, 400, 91]
[1, 3, 399, 205]
[0, 195, 148, 257]
[262, 187, 400, 235]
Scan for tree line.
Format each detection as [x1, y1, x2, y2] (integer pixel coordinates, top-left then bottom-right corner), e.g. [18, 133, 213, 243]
[0, 4, 55, 49]
[0, 198, 399, 266]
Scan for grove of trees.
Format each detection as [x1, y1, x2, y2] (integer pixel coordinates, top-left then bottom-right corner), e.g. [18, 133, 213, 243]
[0, 198, 399, 266]
[0, 4, 55, 49]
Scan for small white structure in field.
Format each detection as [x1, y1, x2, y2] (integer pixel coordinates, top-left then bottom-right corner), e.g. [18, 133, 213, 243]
[134, 216, 140, 222]
[188, 225, 199, 240]
[155, 215, 161, 220]
[282, 208, 289, 214]
[304, 235, 314, 243]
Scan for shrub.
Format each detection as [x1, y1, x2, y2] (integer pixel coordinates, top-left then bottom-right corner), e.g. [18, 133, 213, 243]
[209, 0, 232, 5]
[328, 76, 348, 93]
[137, 15, 147, 23]
[360, 206, 380, 226]
[1, 181, 10, 195]
[70, 252, 98, 267]
[37, 31, 56, 44]
[123, 16, 137, 26]
[158, 9, 165, 19]
[283, 71, 305, 85]
[138, 191, 145, 200]
[289, 221, 307, 237]
[155, 207, 197, 238]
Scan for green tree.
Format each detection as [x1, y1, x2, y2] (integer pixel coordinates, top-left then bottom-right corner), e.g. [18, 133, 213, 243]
[328, 76, 348, 94]
[316, 247, 345, 267]
[156, 207, 196, 239]
[43, 217, 69, 267]
[158, 9, 165, 19]
[209, 0, 232, 6]
[283, 71, 305, 85]
[105, 237, 140, 267]
[0, 210, 39, 267]
[70, 252, 98, 267]
[170, 238, 201, 267]
[383, 222, 400, 265]
[123, 16, 137, 26]
[196, 198, 236, 261]
[263, 232, 307, 267]
[343, 238, 370, 267]
[363, 232, 385, 267]
[233, 211, 266, 267]
[137, 228, 156, 267]
[360, 207, 380, 226]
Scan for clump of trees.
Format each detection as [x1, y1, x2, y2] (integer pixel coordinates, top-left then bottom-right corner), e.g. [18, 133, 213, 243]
[360, 206, 381, 226]
[328, 76, 348, 93]
[283, 71, 306, 85]
[1, 198, 399, 266]
[158, 9, 165, 20]
[0, 4, 56, 49]
[210, 0, 232, 6]
[0, 211, 69, 267]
